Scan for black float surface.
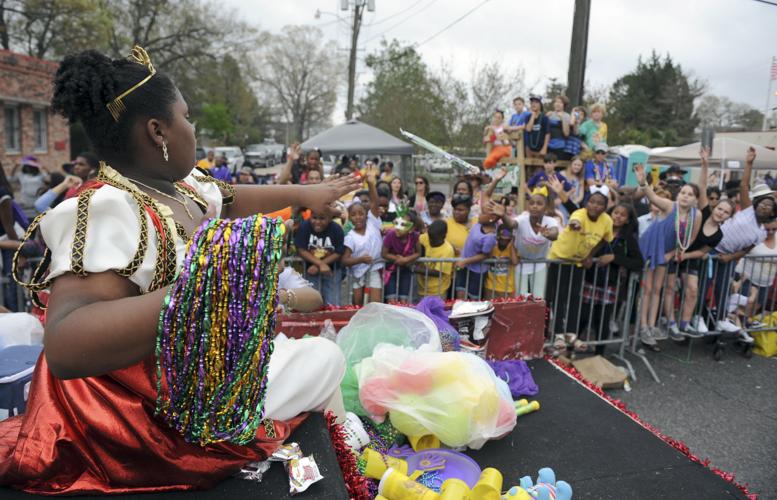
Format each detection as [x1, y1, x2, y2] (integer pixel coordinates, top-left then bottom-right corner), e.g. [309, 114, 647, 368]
[465, 360, 748, 499]
[2, 361, 748, 499]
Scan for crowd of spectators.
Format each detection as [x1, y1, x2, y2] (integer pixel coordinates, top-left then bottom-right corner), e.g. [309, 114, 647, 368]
[267, 115, 777, 354]
[3, 101, 776, 355]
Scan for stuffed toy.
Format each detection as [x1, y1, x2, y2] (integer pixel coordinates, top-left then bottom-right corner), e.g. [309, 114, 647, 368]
[502, 467, 573, 500]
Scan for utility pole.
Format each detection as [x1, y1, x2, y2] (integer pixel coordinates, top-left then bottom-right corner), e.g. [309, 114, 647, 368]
[566, 0, 591, 107]
[344, 0, 374, 121]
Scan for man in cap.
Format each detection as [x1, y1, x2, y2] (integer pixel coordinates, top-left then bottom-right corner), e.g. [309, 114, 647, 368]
[584, 143, 617, 192]
[714, 148, 775, 339]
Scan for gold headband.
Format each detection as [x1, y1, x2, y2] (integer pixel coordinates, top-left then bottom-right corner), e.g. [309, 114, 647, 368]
[106, 46, 157, 122]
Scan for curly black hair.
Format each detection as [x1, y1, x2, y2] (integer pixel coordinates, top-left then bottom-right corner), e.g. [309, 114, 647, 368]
[51, 50, 178, 163]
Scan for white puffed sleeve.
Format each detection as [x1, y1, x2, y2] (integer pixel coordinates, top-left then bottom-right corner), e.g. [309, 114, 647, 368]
[39, 186, 161, 293]
[182, 173, 224, 215]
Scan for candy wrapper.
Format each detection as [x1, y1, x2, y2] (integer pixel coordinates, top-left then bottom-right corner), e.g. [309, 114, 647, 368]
[288, 455, 324, 494]
[269, 442, 303, 462]
[236, 460, 271, 482]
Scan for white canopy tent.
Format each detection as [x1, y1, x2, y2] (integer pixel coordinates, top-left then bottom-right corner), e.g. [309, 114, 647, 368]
[648, 137, 777, 170]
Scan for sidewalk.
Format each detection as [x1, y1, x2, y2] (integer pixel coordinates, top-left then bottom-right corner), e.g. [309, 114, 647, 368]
[614, 340, 777, 498]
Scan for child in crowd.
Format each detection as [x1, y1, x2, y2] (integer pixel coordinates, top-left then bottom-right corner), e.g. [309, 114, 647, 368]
[426, 191, 446, 225]
[527, 153, 573, 193]
[456, 210, 498, 299]
[342, 202, 384, 305]
[382, 211, 420, 302]
[446, 195, 474, 256]
[485, 226, 519, 298]
[579, 103, 608, 150]
[416, 220, 455, 299]
[579, 203, 644, 354]
[546, 192, 614, 334]
[293, 209, 345, 306]
[376, 187, 395, 233]
[483, 109, 512, 169]
[504, 193, 559, 298]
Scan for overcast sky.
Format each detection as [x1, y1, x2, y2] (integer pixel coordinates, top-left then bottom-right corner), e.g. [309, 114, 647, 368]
[226, 0, 777, 119]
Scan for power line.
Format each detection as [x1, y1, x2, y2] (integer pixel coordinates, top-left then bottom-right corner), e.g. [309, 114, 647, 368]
[362, 0, 441, 44]
[365, 0, 427, 27]
[415, 0, 492, 48]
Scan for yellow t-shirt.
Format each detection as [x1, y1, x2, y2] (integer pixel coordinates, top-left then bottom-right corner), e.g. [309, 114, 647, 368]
[417, 233, 455, 297]
[486, 244, 515, 295]
[445, 217, 473, 256]
[548, 208, 613, 262]
[196, 158, 214, 170]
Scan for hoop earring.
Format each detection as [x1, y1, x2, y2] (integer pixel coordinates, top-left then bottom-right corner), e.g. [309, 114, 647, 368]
[162, 140, 169, 162]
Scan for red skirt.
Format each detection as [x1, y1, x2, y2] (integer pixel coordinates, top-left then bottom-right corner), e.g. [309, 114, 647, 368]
[0, 354, 299, 495]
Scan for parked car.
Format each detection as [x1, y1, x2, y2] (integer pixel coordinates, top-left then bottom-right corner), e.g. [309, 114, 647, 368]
[214, 146, 245, 174]
[244, 144, 269, 168]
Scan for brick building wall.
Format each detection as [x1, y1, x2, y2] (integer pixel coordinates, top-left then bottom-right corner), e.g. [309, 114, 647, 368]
[0, 50, 70, 176]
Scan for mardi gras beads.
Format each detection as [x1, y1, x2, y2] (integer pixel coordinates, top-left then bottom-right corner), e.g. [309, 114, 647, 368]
[155, 214, 285, 446]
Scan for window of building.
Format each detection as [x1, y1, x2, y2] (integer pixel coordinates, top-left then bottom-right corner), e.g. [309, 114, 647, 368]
[4, 106, 21, 152]
[33, 108, 48, 152]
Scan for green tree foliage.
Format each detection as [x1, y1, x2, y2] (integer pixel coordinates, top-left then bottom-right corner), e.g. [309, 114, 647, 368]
[1, 0, 111, 57]
[608, 52, 705, 147]
[2, 0, 268, 147]
[191, 55, 268, 146]
[200, 103, 233, 141]
[358, 40, 447, 146]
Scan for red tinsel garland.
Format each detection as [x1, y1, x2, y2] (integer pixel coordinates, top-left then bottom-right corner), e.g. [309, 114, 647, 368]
[546, 357, 757, 499]
[325, 411, 372, 500]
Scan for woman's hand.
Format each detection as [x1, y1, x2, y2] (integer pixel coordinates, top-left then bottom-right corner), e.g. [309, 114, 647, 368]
[361, 255, 373, 265]
[288, 143, 301, 163]
[633, 163, 646, 185]
[318, 262, 332, 276]
[700, 146, 710, 165]
[306, 175, 361, 213]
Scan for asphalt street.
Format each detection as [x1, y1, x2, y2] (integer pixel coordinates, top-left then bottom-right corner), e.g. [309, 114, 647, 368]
[611, 339, 777, 498]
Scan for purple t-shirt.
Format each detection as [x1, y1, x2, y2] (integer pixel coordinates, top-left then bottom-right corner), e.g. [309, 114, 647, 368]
[462, 223, 497, 274]
[383, 229, 420, 260]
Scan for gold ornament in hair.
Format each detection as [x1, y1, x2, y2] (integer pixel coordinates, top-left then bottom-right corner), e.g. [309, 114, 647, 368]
[106, 45, 157, 122]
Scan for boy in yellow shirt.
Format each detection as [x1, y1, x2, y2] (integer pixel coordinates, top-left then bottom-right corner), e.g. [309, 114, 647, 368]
[416, 220, 455, 298]
[485, 226, 519, 298]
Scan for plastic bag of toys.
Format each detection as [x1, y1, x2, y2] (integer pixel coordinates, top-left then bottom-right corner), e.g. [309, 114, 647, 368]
[357, 344, 516, 449]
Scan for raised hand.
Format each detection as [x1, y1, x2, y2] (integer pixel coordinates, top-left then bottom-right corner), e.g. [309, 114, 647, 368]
[487, 199, 505, 217]
[746, 146, 756, 165]
[700, 146, 710, 165]
[305, 175, 361, 214]
[547, 174, 564, 194]
[288, 143, 301, 162]
[633, 163, 646, 185]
